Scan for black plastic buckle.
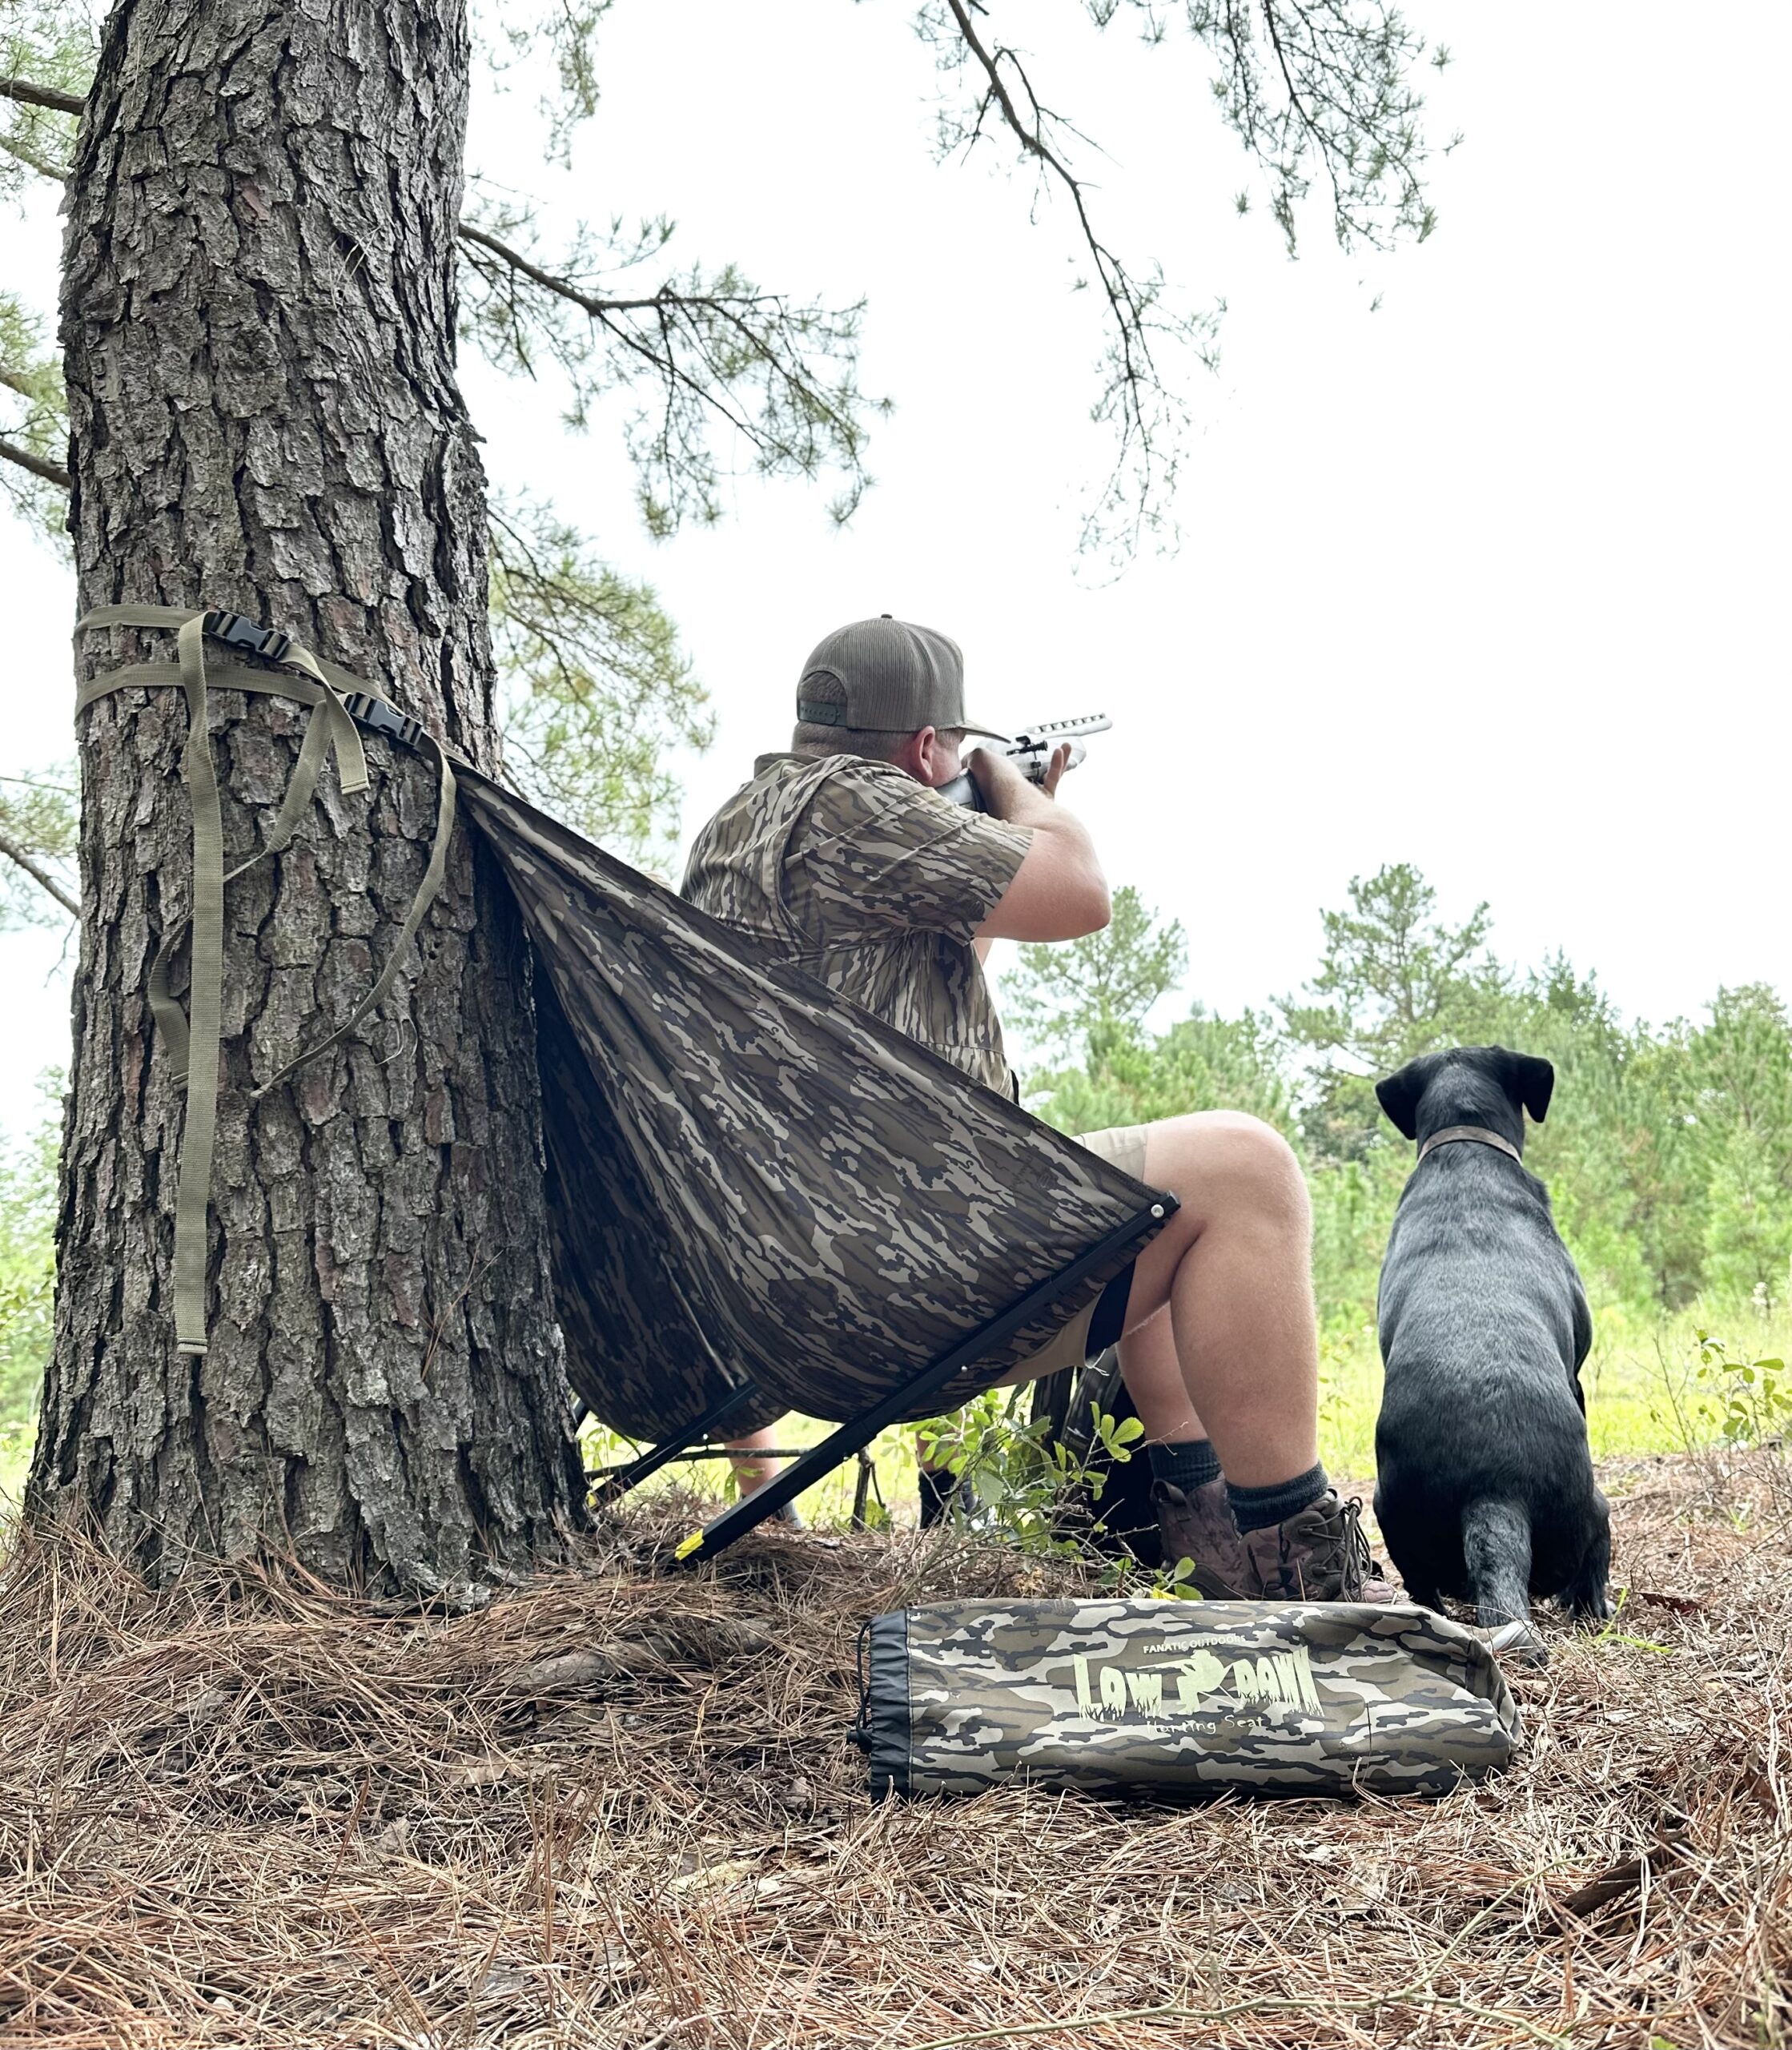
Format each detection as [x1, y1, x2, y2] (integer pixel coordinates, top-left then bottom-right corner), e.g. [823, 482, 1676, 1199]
[340, 690, 424, 752]
[203, 609, 292, 664]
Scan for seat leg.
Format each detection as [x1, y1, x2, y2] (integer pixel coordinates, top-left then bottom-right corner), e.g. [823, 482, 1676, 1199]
[590, 1384, 763, 1504]
[675, 1200, 1171, 1562]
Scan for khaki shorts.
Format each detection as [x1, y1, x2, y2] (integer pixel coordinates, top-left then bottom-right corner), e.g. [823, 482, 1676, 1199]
[992, 1121, 1151, 1385]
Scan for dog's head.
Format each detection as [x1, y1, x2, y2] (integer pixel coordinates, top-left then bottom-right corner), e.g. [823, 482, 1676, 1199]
[1374, 1045, 1554, 1152]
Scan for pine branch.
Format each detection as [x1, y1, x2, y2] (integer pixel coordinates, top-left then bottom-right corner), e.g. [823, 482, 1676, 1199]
[459, 222, 749, 323]
[940, 0, 1146, 399]
[1172, 0, 1440, 253]
[0, 826, 77, 917]
[0, 435, 69, 490]
[925, 2, 1219, 561]
[487, 491, 711, 862]
[458, 211, 878, 534]
[0, 74, 83, 119]
[1, 128, 66, 180]
[925, 1, 1440, 557]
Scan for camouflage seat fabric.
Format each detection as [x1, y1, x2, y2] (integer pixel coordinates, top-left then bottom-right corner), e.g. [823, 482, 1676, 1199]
[858, 1598, 1522, 1799]
[458, 773, 1169, 1434]
[531, 961, 787, 1440]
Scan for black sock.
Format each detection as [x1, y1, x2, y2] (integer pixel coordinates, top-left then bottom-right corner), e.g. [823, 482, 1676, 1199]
[1227, 1463, 1328, 1534]
[918, 1465, 960, 1529]
[1147, 1438, 1222, 1493]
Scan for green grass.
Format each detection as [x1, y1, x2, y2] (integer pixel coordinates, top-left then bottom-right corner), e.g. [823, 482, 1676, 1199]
[0, 1421, 30, 1520]
[5, 1302, 1784, 1542]
[592, 1299, 1792, 1530]
[1317, 1301, 1791, 1479]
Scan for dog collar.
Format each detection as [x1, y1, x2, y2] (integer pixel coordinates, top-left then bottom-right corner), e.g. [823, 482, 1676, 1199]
[1417, 1124, 1522, 1165]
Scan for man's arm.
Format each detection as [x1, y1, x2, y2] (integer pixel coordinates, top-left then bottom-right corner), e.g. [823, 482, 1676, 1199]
[970, 747, 1111, 943]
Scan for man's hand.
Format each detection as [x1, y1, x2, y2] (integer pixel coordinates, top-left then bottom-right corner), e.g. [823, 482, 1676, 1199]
[968, 742, 1074, 819]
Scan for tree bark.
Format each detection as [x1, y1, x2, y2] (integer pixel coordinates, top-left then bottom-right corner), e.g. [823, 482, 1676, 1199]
[31, 0, 586, 1595]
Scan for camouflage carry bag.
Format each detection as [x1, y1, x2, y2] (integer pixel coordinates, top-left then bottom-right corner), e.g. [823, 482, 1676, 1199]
[855, 1598, 1521, 1799]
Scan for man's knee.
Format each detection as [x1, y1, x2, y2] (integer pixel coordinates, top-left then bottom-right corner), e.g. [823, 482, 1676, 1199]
[1143, 1111, 1308, 1228]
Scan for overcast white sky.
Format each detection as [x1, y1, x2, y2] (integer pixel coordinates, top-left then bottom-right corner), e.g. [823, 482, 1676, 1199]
[2, 1, 1788, 1144]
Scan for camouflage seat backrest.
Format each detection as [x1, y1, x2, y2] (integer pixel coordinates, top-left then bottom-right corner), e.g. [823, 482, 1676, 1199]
[458, 774, 1167, 1433]
[856, 1598, 1521, 1799]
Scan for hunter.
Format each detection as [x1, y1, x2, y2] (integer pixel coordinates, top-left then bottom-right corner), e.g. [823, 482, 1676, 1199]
[681, 615, 1386, 1602]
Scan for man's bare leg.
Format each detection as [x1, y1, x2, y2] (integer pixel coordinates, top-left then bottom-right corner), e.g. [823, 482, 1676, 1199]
[1119, 1299, 1244, 1587]
[725, 1425, 781, 1493]
[1122, 1111, 1320, 1486]
[725, 1424, 803, 1525]
[1117, 1305, 1206, 1445]
[1108, 1111, 1376, 1599]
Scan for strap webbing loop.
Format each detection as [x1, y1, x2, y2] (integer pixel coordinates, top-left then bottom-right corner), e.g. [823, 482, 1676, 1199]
[74, 603, 457, 1355]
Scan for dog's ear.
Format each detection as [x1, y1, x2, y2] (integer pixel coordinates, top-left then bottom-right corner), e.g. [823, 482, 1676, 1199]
[1376, 1057, 1430, 1140]
[1501, 1049, 1555, 1124]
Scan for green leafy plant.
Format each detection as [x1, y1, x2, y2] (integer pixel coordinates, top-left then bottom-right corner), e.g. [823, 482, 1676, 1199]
[1145, 1554, 1205, 1601]
[1692, 1332, 1788, 1451]
[917, 1390, 1143, 1560]
[577, 1414, 654, 1483]
[1645, 1328, 1789, 1457]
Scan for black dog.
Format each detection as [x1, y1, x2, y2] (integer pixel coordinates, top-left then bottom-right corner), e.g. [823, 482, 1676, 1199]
[1372, 1046, 1611, 1662]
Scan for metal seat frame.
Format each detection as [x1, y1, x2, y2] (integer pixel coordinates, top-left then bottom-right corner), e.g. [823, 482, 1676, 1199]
[591, 1198, 1172, 1562]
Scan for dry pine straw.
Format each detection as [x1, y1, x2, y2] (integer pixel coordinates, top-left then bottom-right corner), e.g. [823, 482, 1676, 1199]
[0, 1455, 1786, 2050]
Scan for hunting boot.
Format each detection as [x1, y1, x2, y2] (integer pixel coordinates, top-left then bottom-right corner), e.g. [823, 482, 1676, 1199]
[1151, 1477, 1251, 1598]
[1239, 1491, 1395, 1603]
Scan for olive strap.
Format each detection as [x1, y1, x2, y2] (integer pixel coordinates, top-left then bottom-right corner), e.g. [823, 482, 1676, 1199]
[75, 604, 454, 1355]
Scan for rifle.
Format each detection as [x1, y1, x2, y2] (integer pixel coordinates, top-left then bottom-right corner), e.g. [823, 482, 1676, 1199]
[938, 714, 1112, 811]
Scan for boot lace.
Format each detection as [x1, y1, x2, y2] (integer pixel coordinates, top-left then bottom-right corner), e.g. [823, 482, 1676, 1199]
[1287, 1494, 1372, 1601]
[1338, 1495, 1374, 1598]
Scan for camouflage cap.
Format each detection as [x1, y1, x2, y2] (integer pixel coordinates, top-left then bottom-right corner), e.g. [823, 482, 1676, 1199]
[798, 617, 1007, 740]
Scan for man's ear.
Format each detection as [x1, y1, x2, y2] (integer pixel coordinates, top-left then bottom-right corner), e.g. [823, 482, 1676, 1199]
[892, 727, 935, 784]
[1501, 1049, 1555, 1124]
[1375, 1057, 1429, 1141]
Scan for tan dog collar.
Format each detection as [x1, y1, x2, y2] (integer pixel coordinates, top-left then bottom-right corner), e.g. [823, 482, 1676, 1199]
[1417, 1124, 1523, 1165]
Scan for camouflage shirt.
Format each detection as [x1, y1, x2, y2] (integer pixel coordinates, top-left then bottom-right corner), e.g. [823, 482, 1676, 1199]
[682, 753, 1032, 1095]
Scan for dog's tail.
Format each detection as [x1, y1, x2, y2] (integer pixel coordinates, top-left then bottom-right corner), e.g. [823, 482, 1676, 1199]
[1461, 1498, 1546, 1666]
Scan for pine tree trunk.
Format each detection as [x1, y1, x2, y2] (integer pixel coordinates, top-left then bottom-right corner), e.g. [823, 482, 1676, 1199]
[30, 0, 586, 1594]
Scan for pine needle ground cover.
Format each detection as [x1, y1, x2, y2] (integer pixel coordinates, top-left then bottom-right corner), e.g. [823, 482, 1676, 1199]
[0, 1454, 1786, 2050]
